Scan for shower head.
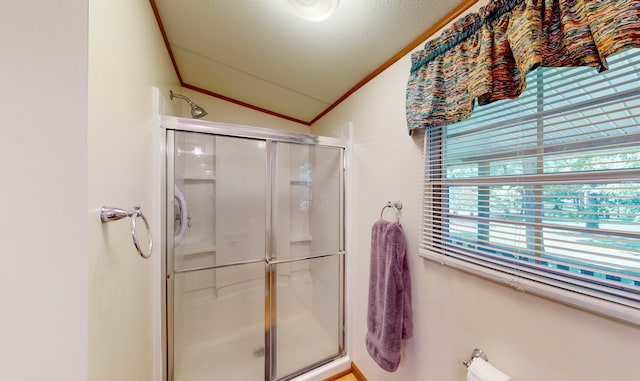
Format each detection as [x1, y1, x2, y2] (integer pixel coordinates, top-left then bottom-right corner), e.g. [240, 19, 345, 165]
[169, 90, 208, 119]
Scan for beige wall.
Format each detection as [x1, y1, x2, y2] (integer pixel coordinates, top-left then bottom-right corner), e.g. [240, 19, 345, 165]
[87, 2, 312, 381]
[87, 0, 179, 380]
[8, 0, 640, 379]
[177, 88, 311, 134]
[1, 1, 88, 380]
[310, 18, 640, 381]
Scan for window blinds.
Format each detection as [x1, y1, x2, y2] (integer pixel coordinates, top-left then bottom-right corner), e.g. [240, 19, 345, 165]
[420, 49, 640, 319]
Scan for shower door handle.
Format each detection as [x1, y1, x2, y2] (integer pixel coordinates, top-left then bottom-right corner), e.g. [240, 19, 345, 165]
[174, 185, 189, 246]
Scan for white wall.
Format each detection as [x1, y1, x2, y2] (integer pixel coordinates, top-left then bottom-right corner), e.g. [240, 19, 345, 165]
[87, 0, 179, 380]
[310, 26, 640, 381]
[0, 1, 88, 380]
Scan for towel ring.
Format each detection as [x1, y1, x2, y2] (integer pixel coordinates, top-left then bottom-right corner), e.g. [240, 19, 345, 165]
[380, 201, 403, 222]
[100, 206, 153, 259]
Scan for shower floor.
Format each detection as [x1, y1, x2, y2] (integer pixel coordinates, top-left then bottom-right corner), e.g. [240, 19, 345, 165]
[175, 312, 337, 381]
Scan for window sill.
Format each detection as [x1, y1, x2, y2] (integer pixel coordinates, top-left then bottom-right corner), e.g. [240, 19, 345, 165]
[419, 248, 640, 326]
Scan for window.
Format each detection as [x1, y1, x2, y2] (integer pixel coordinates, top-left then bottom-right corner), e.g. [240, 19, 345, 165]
[420, 49, 640, 323]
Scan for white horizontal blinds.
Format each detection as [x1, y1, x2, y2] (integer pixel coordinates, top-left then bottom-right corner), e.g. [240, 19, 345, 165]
[423, 49, 640, 305]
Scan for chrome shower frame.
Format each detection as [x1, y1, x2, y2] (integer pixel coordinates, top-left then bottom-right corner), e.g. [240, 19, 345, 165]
[160, 116, 348, 381]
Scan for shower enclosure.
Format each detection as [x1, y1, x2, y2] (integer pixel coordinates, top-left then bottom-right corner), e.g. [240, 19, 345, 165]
[162, 117, 346, 381]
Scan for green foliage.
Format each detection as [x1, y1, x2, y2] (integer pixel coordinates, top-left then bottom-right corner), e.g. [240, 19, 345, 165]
[445, 152, 640, 222]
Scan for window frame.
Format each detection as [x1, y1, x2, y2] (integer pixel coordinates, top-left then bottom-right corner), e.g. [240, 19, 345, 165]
[419, 58, 640, 326]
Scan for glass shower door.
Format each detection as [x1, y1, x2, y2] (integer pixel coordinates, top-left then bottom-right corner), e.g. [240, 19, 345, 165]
[270, 142, 344, 380]
[168, 131, 267, 381]
[166, 126, 345, 381]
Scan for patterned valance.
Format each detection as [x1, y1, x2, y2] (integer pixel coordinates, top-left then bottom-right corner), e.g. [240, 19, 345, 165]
[406, 0, 640, 133]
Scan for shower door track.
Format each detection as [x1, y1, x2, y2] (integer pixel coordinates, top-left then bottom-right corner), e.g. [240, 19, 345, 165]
[172, 251, 346, 275]
[267, 251, 345, 265]
[171, 258, 265, 274]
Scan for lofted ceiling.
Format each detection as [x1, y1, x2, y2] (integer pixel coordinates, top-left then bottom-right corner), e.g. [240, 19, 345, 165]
[151, 0, 473, 125]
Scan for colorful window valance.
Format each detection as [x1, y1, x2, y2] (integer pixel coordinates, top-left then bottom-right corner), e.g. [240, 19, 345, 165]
[406, 0, 640, 134]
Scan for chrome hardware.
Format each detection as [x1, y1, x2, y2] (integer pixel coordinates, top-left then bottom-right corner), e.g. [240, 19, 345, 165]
[100, 206, 153, 259]
[173, 185, 189, 246]
[463, 348, 488, 368]
[100, 207, 130, 223]
[380, 200, 403, 222]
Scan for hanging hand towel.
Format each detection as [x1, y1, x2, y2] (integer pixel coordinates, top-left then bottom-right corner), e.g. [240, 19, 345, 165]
[366, 219, 413, 372]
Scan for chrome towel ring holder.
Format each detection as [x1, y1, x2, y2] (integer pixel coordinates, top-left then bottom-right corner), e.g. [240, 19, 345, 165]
[100, 206, 153, 259]
[380, 201, 403, 222]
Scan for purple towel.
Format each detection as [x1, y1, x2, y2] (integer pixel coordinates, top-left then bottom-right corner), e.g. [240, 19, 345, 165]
[366, 219, 413, 372]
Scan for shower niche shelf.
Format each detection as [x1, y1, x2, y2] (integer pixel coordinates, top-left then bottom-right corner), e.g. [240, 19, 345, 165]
[290, 180, 312, 186]
[179, 174, 216, 181]
[290, 235, 312, 243]
[177, 245, 216, 257]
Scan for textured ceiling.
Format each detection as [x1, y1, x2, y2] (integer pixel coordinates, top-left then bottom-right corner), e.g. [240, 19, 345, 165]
[151, 0, 471, 124]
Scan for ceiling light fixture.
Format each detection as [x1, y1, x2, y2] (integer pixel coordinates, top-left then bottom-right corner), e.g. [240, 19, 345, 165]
[278, 0, 340, 22]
